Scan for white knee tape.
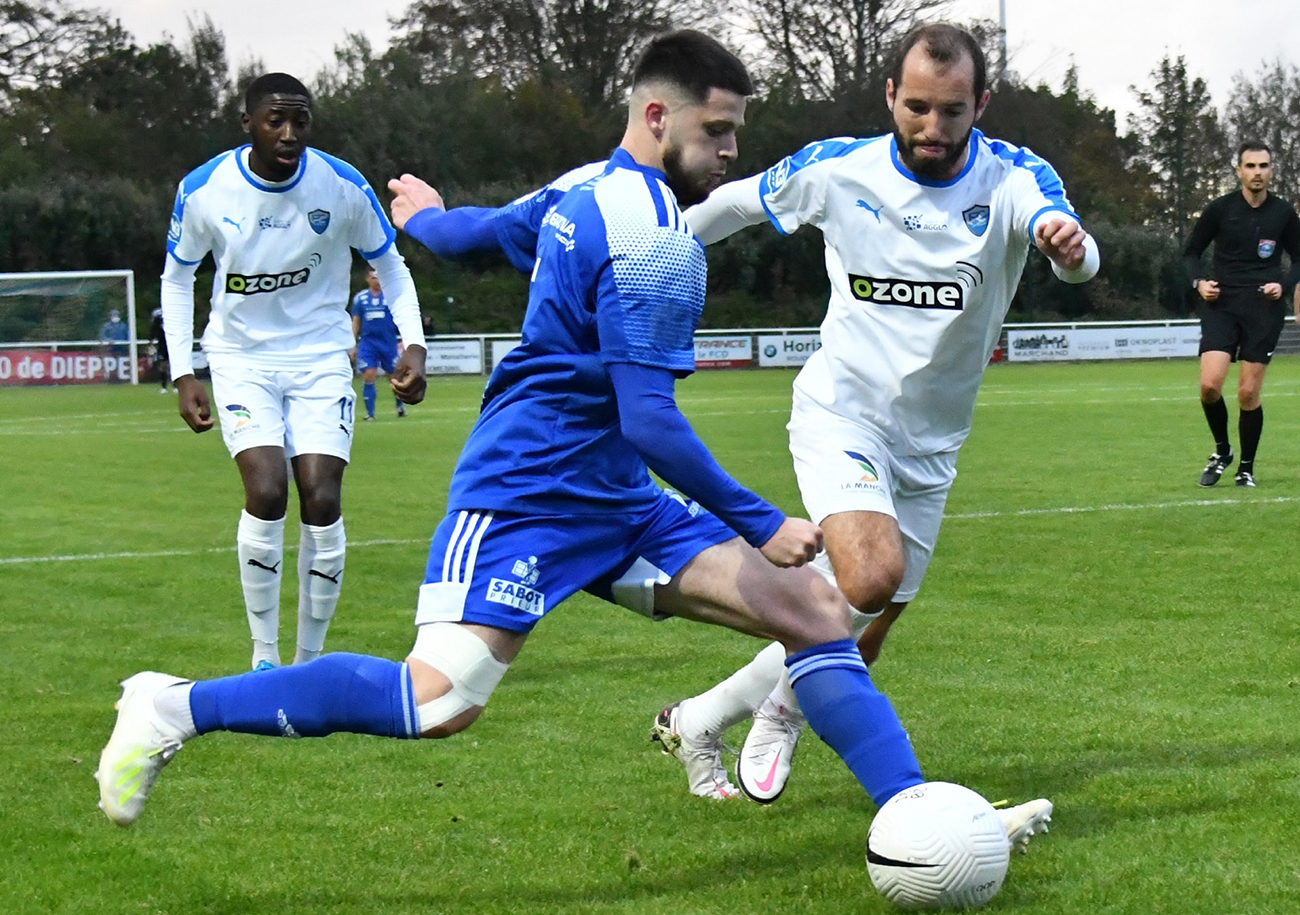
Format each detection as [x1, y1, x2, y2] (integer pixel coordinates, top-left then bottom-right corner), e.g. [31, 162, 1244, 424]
[409, 622, 509, 731]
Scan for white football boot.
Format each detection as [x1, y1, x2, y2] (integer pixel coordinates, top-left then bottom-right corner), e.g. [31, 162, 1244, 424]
[736, 696, 805, 803]
[650, 702, 740, 800]
[998, 798, 1054, 853]
[96, 672, 190, 826]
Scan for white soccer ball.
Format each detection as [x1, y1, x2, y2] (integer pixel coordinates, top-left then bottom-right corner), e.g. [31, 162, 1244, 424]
[866, 781, 1012, 911]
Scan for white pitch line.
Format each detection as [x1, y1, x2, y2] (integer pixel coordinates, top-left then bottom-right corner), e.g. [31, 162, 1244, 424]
[0, 537, 427, 566]
[6, 496, 1296, 565]
[947, 495, 1299, 520]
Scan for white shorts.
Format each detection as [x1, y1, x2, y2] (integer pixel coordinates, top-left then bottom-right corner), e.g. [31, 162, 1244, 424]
[208, 353, 356, 461]
[788, 401, 956, 603]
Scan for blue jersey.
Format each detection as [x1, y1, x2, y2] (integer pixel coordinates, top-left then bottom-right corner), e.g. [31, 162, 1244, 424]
[448, 148, 706, 517]
[350, 289, 399, 351]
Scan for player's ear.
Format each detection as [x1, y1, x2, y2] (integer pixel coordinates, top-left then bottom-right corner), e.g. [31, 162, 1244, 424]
[973, 89, 990, 123]
[241, 112, 252, 135]
[885, 78, 896, 111]
[644, 99, 668, 142]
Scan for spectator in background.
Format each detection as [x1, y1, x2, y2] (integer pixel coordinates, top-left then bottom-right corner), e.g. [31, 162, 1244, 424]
[98, 308, 129, 353]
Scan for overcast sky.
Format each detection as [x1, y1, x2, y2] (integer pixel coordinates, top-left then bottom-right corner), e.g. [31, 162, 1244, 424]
[98, 0, 1298, 126]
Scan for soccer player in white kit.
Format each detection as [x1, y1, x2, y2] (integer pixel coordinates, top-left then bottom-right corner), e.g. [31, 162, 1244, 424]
[651, 23, 1099, 825]
[160, 73, 428, 671]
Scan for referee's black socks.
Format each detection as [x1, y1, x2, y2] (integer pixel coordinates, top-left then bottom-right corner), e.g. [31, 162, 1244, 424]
[1239, 405, 1263, 468]
[1202, 397, 1231, 456]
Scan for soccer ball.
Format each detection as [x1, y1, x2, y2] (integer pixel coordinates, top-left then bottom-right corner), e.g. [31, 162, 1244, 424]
[866, 782, 1012, 910]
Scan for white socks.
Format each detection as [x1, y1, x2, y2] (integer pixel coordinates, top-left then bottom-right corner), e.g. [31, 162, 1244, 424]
[237, 510, 285, 668]
[154, 682, 198, 741]
[237, 511, 346, 667]
[679, 641, 787, 740]
[294, 517, 345, 665]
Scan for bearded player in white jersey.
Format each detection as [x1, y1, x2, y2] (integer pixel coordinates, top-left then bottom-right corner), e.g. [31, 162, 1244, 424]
[651, 23, 1099, 825]
[161, 73, 427, 671]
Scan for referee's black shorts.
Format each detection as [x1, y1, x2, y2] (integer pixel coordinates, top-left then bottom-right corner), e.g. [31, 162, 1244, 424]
[1198, 287, 1286, 364]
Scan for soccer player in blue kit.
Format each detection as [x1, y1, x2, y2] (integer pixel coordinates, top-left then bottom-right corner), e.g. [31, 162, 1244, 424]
[97, 31, 947, 832]
[350, 268, 409, 420]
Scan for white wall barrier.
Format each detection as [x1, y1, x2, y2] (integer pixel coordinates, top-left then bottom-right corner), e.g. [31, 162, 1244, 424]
[10, 319, 1268, 384]
[1006, 324, 1202, 362]
[423, 338, 485, 375]
[757, 333, 822, 367]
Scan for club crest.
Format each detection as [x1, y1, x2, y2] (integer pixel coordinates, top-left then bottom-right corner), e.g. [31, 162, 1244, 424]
[1259, 239, 1276, 258]
[962, 205, 990, 237]
[308, 209, 331, 234]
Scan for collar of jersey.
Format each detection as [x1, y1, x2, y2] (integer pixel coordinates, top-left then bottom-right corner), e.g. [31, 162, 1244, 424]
[604, 147, 666, 182]
[235, 144, 308, 193]
[889, 129, 982, 188]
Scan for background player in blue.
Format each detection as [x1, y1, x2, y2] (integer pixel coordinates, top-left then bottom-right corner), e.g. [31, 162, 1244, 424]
[159, 73, 428, 671]
[97, 31, 955, 839]
[350, 268, 407, 420]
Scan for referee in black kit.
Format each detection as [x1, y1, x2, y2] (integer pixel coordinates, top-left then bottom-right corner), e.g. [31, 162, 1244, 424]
[1185, 141, 1300, 488]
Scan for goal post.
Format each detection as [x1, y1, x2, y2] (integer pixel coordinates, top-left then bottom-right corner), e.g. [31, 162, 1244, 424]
[0, 270, 140, 386]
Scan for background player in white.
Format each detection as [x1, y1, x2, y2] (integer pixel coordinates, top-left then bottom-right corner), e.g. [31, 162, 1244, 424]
[96, 32, 983, 841]
[350, 268, 407, 420]
[651, 23, 1098, 817]
[160, 73, 427, 671]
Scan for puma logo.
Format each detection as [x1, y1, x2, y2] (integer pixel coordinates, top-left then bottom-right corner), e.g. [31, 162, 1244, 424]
[309, 568, 341, 584]
[856, 199, 882, 222]
[246, 558, 280, 574]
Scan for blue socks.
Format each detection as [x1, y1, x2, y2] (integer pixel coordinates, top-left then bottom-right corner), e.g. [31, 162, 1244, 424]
[190, 653, 419, 739]
[363, 382, 377, 418]
[786, 639, 924, 806]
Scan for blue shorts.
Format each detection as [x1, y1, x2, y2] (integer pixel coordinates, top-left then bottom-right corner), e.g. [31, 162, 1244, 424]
[413, 491, 737, 632]
[356, 340, 397, 374]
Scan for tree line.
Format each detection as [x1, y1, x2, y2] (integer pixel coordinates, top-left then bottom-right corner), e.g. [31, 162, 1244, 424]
[1, 0, 1298, 334]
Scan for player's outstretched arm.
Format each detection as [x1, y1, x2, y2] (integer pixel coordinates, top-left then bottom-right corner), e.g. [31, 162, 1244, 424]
[607, 361, 797, 563]
[387, 174, 445, 231]
[684, 174, 767, 245]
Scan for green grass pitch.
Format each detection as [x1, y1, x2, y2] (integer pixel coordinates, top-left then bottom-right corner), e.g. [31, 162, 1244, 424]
[4, 359, 1300, 914]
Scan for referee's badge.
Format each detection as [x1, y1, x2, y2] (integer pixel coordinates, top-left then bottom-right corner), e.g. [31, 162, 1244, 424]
[1258, 239, 1275, 258]
[962, 204, 990, 237]
[308, 209, 331, 234]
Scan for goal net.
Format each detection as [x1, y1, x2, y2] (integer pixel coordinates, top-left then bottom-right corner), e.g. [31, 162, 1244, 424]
[0, 270, 140, 386]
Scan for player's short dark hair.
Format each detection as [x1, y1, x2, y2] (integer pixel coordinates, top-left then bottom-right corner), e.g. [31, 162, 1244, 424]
[245, 73, 312, 114]
[891, 23, 987, 102]
[631, 30, 753, 104]
[1238, 141, 1271, 164]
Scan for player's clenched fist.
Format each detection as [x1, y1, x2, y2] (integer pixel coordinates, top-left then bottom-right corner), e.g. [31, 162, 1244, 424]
[758, 517, 824, 568]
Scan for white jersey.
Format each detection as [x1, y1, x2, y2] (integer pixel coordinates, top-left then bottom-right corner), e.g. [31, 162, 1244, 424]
[759, 130, 1079, 455]
[166, 145, 397, 366]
